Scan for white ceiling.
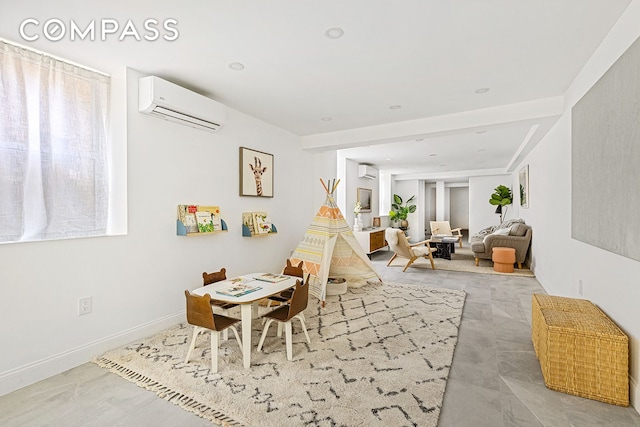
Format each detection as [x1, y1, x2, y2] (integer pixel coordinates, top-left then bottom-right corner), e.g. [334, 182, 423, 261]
[0, 0, 631, 180]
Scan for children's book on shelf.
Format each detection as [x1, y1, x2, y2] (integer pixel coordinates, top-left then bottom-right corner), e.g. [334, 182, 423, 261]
[252, 212, 272, 234]
[216, 282, 262, 297]
[178, 205, 199, 233]
[211, 212, 222, 231]
[242, 212, 255, 232]
[195, 211, 214, 233]
[255, 273, 289, 283]
[198, 205, 222, 231]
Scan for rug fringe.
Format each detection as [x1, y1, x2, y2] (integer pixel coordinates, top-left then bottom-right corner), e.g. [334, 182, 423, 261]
[93, 357, 244, 427]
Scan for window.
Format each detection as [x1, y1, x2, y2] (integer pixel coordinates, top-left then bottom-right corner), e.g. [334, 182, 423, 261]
[0, 40, 110, 243]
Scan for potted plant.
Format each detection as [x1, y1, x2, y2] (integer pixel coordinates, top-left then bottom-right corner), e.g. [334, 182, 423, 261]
[489, 185, 512, 223]
[389, 194, 416, 229]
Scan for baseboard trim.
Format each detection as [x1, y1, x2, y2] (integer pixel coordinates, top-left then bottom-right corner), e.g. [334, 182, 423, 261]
[631, 375, 639, 412]
[0, 311, 185, 397]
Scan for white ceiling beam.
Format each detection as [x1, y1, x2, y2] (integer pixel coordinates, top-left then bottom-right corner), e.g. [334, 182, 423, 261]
[301, 97, 564, 152]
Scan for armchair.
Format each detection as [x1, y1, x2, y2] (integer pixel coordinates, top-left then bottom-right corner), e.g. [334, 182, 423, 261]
[429, 221, 463, 248]
[385, 228, 436, 272]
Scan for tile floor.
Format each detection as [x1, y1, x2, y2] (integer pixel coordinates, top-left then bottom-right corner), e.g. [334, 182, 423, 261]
[1, 249, 638, 426]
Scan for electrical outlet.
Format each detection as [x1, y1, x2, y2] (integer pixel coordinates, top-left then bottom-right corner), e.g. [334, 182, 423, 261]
[78, 296, 92, 315]
[578, 280, 584, 296]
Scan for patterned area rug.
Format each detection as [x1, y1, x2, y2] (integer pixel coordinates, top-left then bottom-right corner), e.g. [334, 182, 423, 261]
[94, 282, 465, 427]
[387, 246, 535, 277]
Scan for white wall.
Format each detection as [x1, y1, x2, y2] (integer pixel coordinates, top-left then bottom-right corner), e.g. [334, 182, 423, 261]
[425, 185, 436, 224]
[0, 68, 314, 395]
[521, 2, 640, 409]
[394, 180, 423, 242]
[450, 187, 469, 230]
[313, 150, 338, 208]
[343, 159, 379, 229]
[468, 174, 512, 236]
[425, 183, 468, 233]
[379, 171, 392, 215]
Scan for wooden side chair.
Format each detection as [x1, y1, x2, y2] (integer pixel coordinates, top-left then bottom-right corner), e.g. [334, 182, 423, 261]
[265, 259, 304, 309]
[203, 267, 239, 340]
[385, 228, 436, 272]
[257, 276, 311, 361]
[184, 290, 243, 373]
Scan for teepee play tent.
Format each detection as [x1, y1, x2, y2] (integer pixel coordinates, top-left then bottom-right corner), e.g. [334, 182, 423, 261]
[290, 179, 381, 304]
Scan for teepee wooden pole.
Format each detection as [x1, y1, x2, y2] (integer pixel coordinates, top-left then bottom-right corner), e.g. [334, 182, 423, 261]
[333, 179, 340, 193]
[320, 178, 329, 194]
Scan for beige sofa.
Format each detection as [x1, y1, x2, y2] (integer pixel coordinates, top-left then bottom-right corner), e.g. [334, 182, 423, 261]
[470, 220, 532, 269]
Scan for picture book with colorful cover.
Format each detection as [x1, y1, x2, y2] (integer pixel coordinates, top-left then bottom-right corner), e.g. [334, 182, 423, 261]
[252, 212, 272, 234]
[197, 205, 222, 231]
[195, 211, 214, 233]
[242, 212, 255, 233]
[228, 276, 254, 285]
[255, 273, 289, 283]
[178, 205, 199, 233]
[216, 282, 262, 297]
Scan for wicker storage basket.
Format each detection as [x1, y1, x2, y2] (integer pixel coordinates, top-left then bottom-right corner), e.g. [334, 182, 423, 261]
[531, 294, 606, 357]
[532, 295, 629, 406]
[326, 277, 347, 296]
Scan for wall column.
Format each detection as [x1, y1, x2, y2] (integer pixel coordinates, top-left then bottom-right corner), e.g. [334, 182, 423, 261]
[436, 181, 445, 221]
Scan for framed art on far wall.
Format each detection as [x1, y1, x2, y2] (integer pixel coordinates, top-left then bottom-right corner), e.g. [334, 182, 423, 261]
[239, 147, 274, 197]
[519, 164, 529, 208]
[357, 187, 372, 212]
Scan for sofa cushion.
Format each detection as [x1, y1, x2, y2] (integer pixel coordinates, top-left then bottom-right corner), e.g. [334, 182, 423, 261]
[471, 241, 485, 253]
[493, 228, 511, 236]
[509, 223, 528, 237]
[497, 218, 524, 230]
[471, 225, 496, 239]
[473, 219, 525, 239]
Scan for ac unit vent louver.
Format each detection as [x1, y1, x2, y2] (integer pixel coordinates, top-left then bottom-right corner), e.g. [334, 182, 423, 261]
[138, 76, 226, 132]
[358, 165, 378, 180]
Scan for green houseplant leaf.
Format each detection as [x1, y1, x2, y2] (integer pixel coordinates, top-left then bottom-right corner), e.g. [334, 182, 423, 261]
[389, 194, 416, 221]
[489, 185, 512, 223]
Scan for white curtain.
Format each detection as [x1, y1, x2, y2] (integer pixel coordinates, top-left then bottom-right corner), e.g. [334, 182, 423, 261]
[0, 41, 110, 243]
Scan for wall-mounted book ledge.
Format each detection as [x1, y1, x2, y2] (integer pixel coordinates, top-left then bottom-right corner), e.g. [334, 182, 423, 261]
[177, 205, 228, 236]
[242, 211, 277, 237]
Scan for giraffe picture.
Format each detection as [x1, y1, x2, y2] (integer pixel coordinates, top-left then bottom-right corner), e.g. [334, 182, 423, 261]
[239, 147, 274, 197]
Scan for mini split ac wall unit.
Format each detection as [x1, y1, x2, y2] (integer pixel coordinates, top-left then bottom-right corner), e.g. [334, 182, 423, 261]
[138, 75, 226, 132]
[358, 165, 378, 180]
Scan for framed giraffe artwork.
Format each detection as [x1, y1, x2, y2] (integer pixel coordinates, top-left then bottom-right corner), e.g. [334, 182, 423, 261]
[239, 147, 274, 197]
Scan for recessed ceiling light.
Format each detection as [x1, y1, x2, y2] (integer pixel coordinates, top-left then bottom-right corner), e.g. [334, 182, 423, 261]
[324, 27, 344, 39]
[228, 62, 245, 71]
[321, 117, 332, 121]
[389, 105, 402, 109]
[475, 87, 490, 94]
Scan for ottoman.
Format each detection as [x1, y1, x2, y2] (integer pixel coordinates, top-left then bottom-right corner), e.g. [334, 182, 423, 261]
[492, 247, 516, 273]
